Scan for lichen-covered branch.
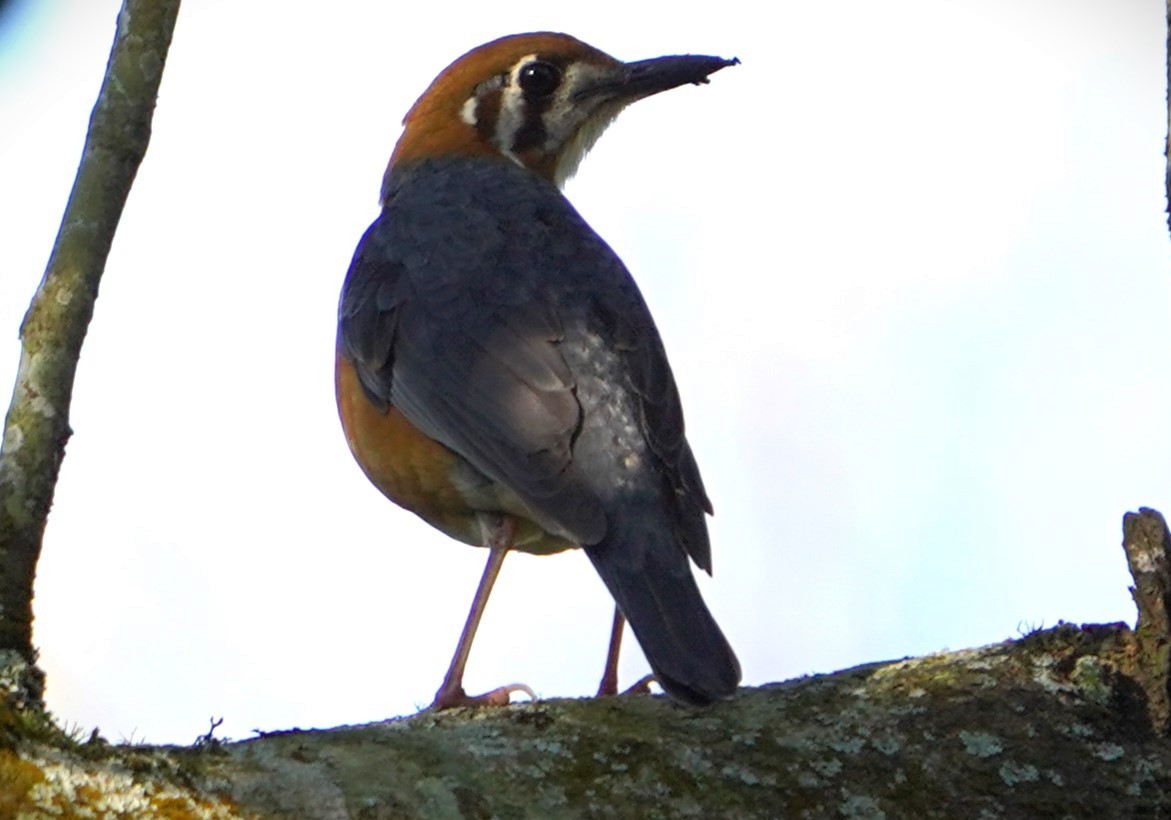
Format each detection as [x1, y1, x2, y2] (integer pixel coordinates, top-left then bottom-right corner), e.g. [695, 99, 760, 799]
[1, 622, 1169, 817]
[0, 0, 180, 677]
[0, 509, 1162, 815]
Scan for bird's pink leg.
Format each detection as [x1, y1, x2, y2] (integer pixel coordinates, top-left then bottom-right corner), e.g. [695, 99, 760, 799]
[596, 606, 654, 697]
[597, 606, 625, 696]
[430, 517, 536, 710]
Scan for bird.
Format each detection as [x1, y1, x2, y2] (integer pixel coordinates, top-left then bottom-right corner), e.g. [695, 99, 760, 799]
[335, 32, 740, 710]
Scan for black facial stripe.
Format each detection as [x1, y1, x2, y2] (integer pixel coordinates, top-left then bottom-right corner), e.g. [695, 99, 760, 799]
[475, 88, 503, 142]
[510, 107, 547, 153]
[510, 58, 564, 152]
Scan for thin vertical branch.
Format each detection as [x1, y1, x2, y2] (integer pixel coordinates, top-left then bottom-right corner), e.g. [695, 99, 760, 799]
[0, 0, 181, 677]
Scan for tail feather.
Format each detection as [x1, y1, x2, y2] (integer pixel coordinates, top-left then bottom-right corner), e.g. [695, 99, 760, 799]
[585, 523, 740, 705]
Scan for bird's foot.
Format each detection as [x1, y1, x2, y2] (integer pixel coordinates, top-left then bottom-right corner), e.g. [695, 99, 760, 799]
[624, 674, 655, 695]
[597, 673, 656, 698]
[429, 682, 536, 711]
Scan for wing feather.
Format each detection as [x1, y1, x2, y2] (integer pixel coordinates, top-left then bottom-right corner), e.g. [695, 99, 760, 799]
[338, 159, 709, 563]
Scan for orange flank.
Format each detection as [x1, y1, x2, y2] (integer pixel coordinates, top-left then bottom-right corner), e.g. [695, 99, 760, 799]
[335, 354, 576, 555]
[335, 354, 478, 546]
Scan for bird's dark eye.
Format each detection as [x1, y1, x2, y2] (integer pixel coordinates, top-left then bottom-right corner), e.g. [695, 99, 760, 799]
[518, 61, 561, 97]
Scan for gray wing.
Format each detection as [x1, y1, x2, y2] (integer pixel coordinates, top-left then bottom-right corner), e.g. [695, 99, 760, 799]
[338, 159, 710, 563]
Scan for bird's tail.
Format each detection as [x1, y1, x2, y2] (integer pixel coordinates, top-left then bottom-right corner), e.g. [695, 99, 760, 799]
[584, 517, 741, 705]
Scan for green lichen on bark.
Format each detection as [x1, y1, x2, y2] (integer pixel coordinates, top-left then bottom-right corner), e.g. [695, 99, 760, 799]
[0, 620, 1162, 817]
[0, 511, 1162, 816]
[188, 621, 1167, 818]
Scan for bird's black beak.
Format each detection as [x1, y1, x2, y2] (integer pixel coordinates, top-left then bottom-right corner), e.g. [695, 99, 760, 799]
[624, 54, 739, 98]
[579, 54, 739, 105]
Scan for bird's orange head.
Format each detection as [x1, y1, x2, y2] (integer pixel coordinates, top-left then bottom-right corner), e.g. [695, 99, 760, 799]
[384, 32, 738, 197]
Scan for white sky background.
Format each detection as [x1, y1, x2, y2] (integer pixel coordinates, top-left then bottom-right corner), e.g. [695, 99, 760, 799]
[0, 0, 1166, 744]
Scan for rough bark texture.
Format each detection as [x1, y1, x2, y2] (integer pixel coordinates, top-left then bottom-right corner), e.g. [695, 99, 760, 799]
[0, 0, 180, 675]
[0, 510, 1163, 818]
[1124, 508, 1171, 732]
[0, 624, 1166, 818]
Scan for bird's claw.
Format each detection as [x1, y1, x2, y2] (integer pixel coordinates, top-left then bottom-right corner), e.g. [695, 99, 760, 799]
[623, 674, 655, 695]
[429, 682, 536, 711]
[598, 673, 656, 698]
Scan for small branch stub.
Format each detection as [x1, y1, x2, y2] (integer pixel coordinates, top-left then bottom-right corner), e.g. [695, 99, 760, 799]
[1121, 506, 1171, 732]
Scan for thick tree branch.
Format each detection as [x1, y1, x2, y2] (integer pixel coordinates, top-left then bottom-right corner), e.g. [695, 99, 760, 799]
[0, 510, 1162, 816]
[0, 624, 1166, 816]
[0, 0, 180, 679]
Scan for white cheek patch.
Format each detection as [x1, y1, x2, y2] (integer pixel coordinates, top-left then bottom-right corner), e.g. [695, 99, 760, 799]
[463, 72, 507, 128]
[482, 53, 541, 168]
[495, 85, 526, 152]
[460, 96, 478, 126]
